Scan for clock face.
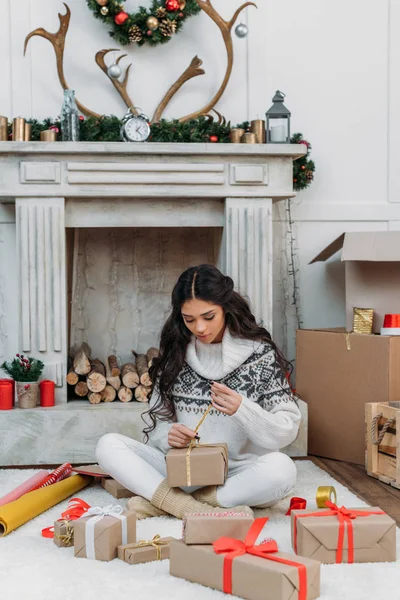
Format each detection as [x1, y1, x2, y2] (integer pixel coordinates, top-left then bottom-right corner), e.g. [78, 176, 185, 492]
[124, 117, 150, 142]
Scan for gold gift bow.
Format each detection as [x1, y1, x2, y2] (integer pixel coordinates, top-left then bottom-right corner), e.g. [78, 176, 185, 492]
[54, 519, 74, 545]
[316, 485, 337, 508]
[185, 403, 213, 486]
[125, 534, 168, 561]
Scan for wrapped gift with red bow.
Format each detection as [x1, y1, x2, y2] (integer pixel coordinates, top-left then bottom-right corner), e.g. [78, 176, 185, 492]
[291, 501, 396, 564]
[170, 517, 320, 600]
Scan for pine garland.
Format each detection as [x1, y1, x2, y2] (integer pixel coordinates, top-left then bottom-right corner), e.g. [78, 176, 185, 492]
[291, 132, 315, 191]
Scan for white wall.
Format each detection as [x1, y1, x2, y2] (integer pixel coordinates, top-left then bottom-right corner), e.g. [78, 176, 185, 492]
[1, 0, 400, 363]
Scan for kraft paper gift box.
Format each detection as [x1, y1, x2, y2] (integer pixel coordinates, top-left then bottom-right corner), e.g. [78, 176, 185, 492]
[74, 507, 136, 562]
[53, 519, 74, 548]
[170, 518, 321, 600]
[118, 536, 177, 564]
[101, 478, 133, 499]
[166, 443, 228, 487]
[291, 504, 396, 564]
[182, 512, 254, 545]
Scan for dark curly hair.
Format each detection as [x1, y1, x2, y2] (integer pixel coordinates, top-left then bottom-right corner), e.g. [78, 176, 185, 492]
[143, 264, 292, 441]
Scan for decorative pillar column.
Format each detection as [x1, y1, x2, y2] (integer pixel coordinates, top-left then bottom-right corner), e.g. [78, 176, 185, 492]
[16, 198, 67, 403]
[223, 198, 273, 333]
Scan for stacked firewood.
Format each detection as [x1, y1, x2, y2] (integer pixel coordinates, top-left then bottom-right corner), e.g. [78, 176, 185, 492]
[66, 343, 159, 404]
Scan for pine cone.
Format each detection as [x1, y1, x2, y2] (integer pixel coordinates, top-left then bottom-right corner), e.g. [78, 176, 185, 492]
[305, 169, 313, 181]
[159, 18, 177, 36]
[156, 7, 167, 18]
[128, 25, 143, 42]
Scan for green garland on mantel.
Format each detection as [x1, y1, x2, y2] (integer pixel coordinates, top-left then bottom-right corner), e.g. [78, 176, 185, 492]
[8, 116, 315, 191]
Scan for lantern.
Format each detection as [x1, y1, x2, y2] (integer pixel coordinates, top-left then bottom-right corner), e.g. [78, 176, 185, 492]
[265, 91, 291, 143]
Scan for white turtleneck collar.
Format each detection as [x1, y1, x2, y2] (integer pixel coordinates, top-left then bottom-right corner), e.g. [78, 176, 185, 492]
[185, 327, 258, 380]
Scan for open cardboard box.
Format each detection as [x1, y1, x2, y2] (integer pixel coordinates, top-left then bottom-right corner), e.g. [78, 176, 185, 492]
[310, 231, 400, 333]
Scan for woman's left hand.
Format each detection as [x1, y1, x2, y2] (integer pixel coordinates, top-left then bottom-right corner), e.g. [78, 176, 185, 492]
[210, 382, 242, 416]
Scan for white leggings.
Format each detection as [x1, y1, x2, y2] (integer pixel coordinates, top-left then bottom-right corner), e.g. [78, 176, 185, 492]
[96, 433, 297, 508]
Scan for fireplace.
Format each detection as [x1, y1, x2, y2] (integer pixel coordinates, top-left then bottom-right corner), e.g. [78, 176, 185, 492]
[0, 141, 307, 464]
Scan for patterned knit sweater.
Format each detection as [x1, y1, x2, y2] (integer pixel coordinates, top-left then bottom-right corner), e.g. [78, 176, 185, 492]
[145, 328, 301, 470]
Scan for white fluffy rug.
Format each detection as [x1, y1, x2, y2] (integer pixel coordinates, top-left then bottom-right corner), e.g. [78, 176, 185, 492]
[0, 461, 398, 600]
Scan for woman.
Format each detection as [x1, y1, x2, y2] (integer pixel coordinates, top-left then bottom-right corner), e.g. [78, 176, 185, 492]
[96, 265, 301, 519]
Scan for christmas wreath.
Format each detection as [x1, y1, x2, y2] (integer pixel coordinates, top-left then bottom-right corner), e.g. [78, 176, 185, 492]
[86, 0, 201, 47]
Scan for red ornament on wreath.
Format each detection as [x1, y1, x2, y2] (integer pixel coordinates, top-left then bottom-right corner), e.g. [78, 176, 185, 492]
[209, 135, 219, 143]
[115, 11, 129, 25]
[165, 0, 180, 12]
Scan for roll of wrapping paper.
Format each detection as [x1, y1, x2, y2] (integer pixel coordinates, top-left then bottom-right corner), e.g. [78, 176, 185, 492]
[0, 470, 49, 507]
[352, 307, 374, 334]
[315, 485, 337, 508]
[0, 474, 91, 537]
[29, 463, 72, 491]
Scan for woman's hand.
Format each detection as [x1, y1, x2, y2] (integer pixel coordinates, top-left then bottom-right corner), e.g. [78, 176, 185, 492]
[211, 382, 242, 416]
[168, 423, 198, 448]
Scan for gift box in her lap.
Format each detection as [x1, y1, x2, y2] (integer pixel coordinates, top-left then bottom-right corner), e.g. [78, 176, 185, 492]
[166, 443, 228, 487]
[290, 505, 396, 564]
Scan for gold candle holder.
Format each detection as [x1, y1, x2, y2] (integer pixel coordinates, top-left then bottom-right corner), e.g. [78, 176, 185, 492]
[12, 117, 25, 141]
[230, 128, 245, 143]
[352, 307, 374, 334]
[24, 123, 32, 142]
[250, 119, 266, 143]
[241, 132, 257, 144]
[40, 129, 57, 142]
[0, 116, 7, 141]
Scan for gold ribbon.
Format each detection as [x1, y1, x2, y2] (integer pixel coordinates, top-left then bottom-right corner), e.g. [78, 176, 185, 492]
[352, 307, 374, 335]
[55, 519, 74, 545]
[316, 485, 337, 508]
[126, 534, 168, 561]
[185, 403, 213, 486]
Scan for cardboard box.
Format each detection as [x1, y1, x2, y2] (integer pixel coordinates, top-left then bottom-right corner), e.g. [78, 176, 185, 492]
[310, 231, 400, 334]
[170, 539, 321, 600]
[118, 536, 176, 564]
[74, 509, 136, 561]
[296, 329, 400, 464]
[291, 507, 396, 564]
[166, 443, 228, 487]
[182, 513, 254, 545]
[101, 478, 132, 499]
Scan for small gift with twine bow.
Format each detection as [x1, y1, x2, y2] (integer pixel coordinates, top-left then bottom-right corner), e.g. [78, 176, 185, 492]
[118, 534, 177, 564]
[291, 500, 396, 564]
[41, 498, 91, 548]
[74, 504, 136, 562]
[170, 517, 321, 600]
[166, 403, 228, 487]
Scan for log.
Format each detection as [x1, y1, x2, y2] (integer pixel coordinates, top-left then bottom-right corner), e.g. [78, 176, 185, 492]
[107, 355, 120, 377]
[105, 356, 121, 390]
[134, 352, 152, 386]
[134, 385, 151, 403]
[88, 391, 102, 404]
[87, 359, 107, 393]
[66, 367, 79, 386]
[73, 342, 92, 375]
[121, 363, 139, 388]
[100, 385, 117, 403]
[74, 381, 88, 397]
[118, 386, 133, 403]
[146, 347, 159, 367]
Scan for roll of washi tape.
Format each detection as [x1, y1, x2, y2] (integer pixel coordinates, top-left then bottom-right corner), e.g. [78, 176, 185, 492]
[315, 485, 337, 508]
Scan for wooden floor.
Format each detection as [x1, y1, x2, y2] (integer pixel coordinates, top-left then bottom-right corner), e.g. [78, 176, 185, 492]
[308, 456, 400, 526]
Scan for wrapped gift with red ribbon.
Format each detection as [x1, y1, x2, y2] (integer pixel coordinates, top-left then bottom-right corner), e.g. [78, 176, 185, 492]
[291, 500, 396, 564]
[170, 517, 321, 600]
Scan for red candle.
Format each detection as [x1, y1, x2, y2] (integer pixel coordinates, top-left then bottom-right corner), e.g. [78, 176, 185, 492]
[0, 378, 15, 405]
[40, 380, 55, 407]
[0, 381, 13, 410]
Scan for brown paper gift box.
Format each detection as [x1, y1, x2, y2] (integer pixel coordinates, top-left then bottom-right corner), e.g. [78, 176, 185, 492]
[74, 509, 136, 561]
[118, 536, 177, 564]
[183, 513, 254, 545]
[170, 540, 320, 600]
[166, 443, 228, 487]
[291, 507, 396, 564]
[101, 478, 133, 499]
[53, 519, 74, 548]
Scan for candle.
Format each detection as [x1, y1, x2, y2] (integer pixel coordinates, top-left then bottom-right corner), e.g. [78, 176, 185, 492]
[12, 117, 25, 141]
[0, 378, 15, 405]
[250, 120, 266, 143]
[40, 129, 57, 142]
[0, 381, 13, 410]
[230, 128, 245, 143]
[40, 380, 55, 407]
[270, 124, 286, 143]
[24, 123, 32, 142]
[0, 116, 8, 141]
[241, 132, 257, 144]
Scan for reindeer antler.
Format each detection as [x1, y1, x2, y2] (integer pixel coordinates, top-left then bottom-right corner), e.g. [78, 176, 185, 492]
[152, 56, 205, 123]
[95, 49, 137, 115]
[23, 3, 100, 118]
[178, 0, 257, 122]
